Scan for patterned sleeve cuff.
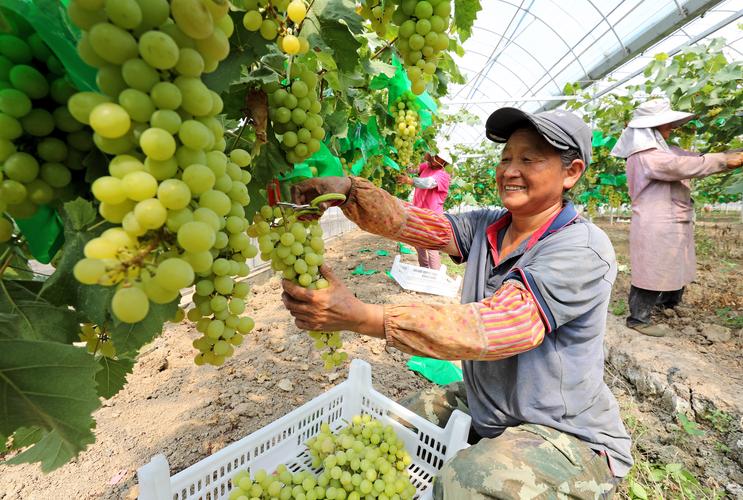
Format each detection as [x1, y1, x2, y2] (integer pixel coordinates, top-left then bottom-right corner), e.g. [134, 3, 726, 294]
[382, 282, 546, 361]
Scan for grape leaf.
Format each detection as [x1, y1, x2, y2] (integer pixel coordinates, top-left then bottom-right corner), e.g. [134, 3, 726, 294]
[204, 12, 272, 94]
[327, 108, 350, 139]
[0, 281, 81, 344]
[109, 300, 179, 357]
[40, 199, 114, 326]
[7, 426, 44, 450]
[0, 339, 100, 472]
[303, 0, 362, 72]
[95, 356, 135, 399]
[454, 0, 482, 42]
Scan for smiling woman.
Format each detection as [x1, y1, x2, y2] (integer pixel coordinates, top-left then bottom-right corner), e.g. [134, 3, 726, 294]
[282, 107, 632, 498]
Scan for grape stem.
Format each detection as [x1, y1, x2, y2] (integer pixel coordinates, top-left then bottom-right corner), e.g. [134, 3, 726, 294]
[0, 249, 12, 278]
[371, 38, 397, 60]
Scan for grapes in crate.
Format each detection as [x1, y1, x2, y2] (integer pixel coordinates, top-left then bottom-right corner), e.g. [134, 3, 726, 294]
[229, 414, 417, 500]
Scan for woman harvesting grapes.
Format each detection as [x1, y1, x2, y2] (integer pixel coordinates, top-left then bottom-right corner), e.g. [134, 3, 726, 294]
[282, 108, 631, 498]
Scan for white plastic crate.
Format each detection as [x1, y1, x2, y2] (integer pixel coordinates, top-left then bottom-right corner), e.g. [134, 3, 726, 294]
[389, 255, 462, 298]
[137, 359, 471, 500]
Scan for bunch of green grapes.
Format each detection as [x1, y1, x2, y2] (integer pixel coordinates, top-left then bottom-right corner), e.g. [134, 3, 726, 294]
[68, 2, 259, 363]
[241, 0, 310, 55]
[264, 64, 325, 164]
[228, 415, 417, 500]
[390, 0, 452, 95]
[247, 200, 348, 370]
[359, 1, 395, 37]
[392, 97, 420, 168]
[0, 28, 88, 220]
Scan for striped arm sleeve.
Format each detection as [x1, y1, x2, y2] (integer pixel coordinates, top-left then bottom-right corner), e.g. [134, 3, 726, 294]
[394, 202, 452, 249]
[384, 281, 546, 361]
[341, 176, 453, 251]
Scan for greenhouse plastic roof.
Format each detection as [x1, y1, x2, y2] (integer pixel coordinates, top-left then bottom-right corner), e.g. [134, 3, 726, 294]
[440, 0, 743, 149]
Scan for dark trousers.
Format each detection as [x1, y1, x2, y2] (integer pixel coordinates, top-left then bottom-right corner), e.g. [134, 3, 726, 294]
[627, 285, 684, 327]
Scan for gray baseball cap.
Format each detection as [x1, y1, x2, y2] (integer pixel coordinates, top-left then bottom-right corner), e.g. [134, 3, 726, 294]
[485, 108, 592, 166]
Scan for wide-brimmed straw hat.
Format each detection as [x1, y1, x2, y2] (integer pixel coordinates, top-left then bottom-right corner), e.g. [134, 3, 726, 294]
[628, 98, 694, 129]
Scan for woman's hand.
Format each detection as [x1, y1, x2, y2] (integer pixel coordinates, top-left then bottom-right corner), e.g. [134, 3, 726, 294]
[397, 175, 413, 185]
[281, 265, 384, 337]
[725, 152, 743, 169]
[291, 177, 352, 211]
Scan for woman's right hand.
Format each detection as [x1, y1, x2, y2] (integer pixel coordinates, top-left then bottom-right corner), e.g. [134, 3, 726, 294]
[290, 176, 352, 211]
[725, 152, 743, 169]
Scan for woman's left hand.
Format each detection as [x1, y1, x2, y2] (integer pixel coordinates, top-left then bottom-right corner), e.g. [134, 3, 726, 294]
[281, 265, 383, 336]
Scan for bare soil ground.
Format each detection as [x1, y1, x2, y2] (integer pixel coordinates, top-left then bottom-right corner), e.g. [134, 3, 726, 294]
[1, 216, 740, 499]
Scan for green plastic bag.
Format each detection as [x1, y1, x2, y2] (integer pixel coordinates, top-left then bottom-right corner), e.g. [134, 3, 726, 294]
[407, 356, 463, 385]
[281, 142, 344, 181]
[0, 0, 96, 91]
[14, 205, 65, 264]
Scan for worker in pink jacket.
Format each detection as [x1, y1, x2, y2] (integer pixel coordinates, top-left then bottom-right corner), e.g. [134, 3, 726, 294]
[612, 99, 743, 337]
[398, 150, 451, 269]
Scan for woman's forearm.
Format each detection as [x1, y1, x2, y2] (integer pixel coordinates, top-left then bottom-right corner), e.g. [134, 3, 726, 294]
[341, 176, 457, 254]
[381, 281, 546, 361]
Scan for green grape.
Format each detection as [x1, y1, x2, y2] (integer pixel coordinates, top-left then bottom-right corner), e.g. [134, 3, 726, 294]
[182, 164, 215, 195]
[109, 154, 144, 178]
[259, 19, 278, 40]
[195, 29, 229, 63]
[40, 162, 72, 188]
[242, 10, 262, 31]
[154, 257, 195, 291]
[67, 0, 108, 29]
[178, 220, 216, 252]
[105, 0, 143, 30]
[0, 113, 22, 140]
[4, 152, 39, 183]
[135, 0, 170, 28]
[53, 107, 84, 133]
[199, 189, 230, 216]
[150, 81, 182, 110]
[89, 102, 131, 138]
[157, 178, 191, 209]
[122, 170, 158, 201]
[144, 278, 179, 304]
[139, 127, 176, 160]
[111, 286, 149, 323]
[121, 58, 160, 92]
[99, 199, 136, 223]
[0, 35, 32, 64]
[0, 138, 16, 162]
[9, 64, 48, 99]
[1, 179, 27, 204]
[134, 198, 167, 229]
[0, 88, 31, 118]
[138, 30, 180, 70]
[170, 0, 214, 40]
[73, 258, 106, 285]
[183, 250, 213, 272]
[118, 88, 155, 122]
[20, 109, 55, 137]
[67, 91, 111, 124]
[178, 119, 211, 149]
[147, 111, 179, 137]
[88, 22, 139, 65]
[174, 48, 205, 77]
[174, 76, 212, 116]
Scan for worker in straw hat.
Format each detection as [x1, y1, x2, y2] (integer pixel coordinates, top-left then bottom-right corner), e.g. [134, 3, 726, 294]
[283, 108, 633, 497]
[611, 98, 743, 337]
[397, 149, 452, 269]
